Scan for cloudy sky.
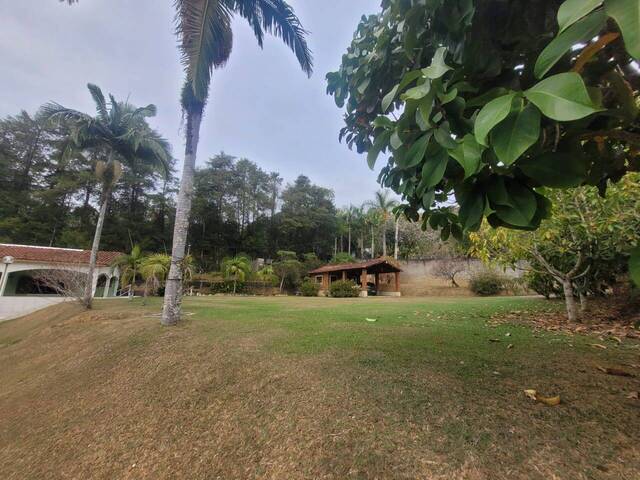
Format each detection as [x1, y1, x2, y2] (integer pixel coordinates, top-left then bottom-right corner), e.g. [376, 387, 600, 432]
[1, 0, 385, 207]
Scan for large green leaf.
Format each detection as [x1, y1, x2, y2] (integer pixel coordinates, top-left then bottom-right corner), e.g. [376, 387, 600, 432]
[405, 133, 432, 168]
[535, 9, 606, 79]
[474, 93, 517, 146]
[422, 47, 453, 79]
[449, 134, 484, 179]
[367, 130, 392, 169]
[421, 146, 449, 188]
[630, 247, 640, 287]
[557, 0, 603, 32]
[524, 73, 602, 121]
[605, 0, 640, 59]
[490, 103, 541, 165]
[518, 152, 587, 187]
[381, 70, 423, 111]
[457, 186, 485, 231]
[402, 80, 432, 101]
[492, 180, 537, 227]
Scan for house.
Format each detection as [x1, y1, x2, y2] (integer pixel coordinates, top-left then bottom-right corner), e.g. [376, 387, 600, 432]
[0, 244, 122, 298]
[308, 258, 402, 297]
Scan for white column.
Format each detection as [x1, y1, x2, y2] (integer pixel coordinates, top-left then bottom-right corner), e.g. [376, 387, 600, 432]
[0, 265, 9, 297]
[103, 275, 112, 298]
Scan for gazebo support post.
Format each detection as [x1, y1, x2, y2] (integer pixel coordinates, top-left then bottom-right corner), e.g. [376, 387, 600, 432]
[360, 268, 368, 297]
[395, 271, 400, 293]
[375, 272, 379, 295]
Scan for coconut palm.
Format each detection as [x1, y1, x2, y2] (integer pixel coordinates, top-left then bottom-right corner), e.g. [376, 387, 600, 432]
[222, 256, 251, 294]
[366, 191, 398, 258]
[111, 245, 144, 300]
[157, 0, 312, 325]
[40, 84, 171, 308]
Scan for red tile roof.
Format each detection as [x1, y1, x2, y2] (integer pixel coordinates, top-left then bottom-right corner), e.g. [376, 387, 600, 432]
[308, 258, 402, 274]
[0, 244, 122, 267]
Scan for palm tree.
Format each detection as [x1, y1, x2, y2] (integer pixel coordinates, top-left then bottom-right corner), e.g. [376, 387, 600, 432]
[40, 84, 171, 308]
[111, 245, 144, 300]
[367, 191, 398, 258]
[159, 0, 312, 325]
[222, 256, 251, 294]
[140, 253, 171, 298]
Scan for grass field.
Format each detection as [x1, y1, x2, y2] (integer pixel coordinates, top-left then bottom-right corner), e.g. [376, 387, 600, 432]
[1, 296, 639, 479]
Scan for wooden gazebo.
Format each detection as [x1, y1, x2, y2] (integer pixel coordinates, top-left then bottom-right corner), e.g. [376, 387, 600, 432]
[308, 258, 402, 297]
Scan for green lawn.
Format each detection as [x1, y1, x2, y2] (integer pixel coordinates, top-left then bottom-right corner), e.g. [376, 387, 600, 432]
[1, 296, 638, 479]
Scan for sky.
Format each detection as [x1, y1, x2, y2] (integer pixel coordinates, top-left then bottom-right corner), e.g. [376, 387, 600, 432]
[0, 0, 384, 207]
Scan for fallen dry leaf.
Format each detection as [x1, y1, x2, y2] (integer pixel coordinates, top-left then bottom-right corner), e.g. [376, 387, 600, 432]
[626, 391, 639, 400]
[589, 343, 608, 350]
[597, 366, 635, 378]
[507, 344, 514, 349]
[523, 389, 561, 406]
[537, 395, 561, 406]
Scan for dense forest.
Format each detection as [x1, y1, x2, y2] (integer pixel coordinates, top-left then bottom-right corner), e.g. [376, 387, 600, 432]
[0, 110, 451, 271]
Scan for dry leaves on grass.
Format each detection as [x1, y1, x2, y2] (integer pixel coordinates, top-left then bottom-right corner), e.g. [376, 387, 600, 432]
[596, 366, 636, 378]
[489, 296, 640, 342]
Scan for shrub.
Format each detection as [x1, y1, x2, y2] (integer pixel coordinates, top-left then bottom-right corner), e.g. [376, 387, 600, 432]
[329, 279, 360, 298]
[469, 269, 504, 296]
[210, 280, 246, 294]
[300, 279, 321, 297]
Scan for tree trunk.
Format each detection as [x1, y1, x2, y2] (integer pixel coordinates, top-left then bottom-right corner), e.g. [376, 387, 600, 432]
[348, 224, 351, 256]
[162, 109, 202, 326]
[371, 225, 375, 259]
[562, 278, 579, 323]
[394, 219, 399, 260]
[579, 292, 588, 313]
[334, 237, 337, 257]
[233, 279, 237, 295]
[382, 224, 387, 257]
[83, 194, 110, 309]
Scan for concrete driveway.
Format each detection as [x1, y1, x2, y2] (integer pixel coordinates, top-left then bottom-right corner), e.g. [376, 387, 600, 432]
[0, 297, 67, 322]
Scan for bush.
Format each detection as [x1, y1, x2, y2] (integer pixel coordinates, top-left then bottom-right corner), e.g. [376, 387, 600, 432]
[469, 269, 504, 296]
[210, 280, 246, 294]
[300, 279, 321, 297]
[329, 279, 360, 298]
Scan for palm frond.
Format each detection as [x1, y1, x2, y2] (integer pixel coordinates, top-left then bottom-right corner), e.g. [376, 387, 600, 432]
[175, 0, 233, 102]
[87, 83, 109, 122]
[239, 0, 313, 77]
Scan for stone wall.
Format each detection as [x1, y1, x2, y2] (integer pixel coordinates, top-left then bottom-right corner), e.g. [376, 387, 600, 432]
[393, 258, 521, 297]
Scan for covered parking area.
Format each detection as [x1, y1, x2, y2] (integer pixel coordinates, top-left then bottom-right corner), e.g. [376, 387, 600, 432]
[0, 244, 122, 298]
[309, 258, 402, 297]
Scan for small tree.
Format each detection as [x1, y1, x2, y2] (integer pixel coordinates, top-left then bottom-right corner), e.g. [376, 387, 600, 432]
[470, 175, 640, 322]
[140, 254, 171, 298]
[33, 268, 88, 303]
[273, 251, 302, 293]
[111, 245, 144, 300]
[433, 259, 466, 288]
[222, 256, 251, 295]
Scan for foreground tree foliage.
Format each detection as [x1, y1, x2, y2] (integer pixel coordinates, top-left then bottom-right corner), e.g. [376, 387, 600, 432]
[469, 174, 640, 321]
[327, 0, 639, 261]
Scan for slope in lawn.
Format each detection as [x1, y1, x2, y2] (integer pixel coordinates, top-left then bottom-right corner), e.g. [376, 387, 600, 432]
[0, 296, 638, 480]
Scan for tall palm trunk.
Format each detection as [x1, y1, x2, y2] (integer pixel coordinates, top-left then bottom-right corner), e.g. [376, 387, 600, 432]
[83, 192, 109, 308]
[348, 224, 351, 256]
[382, 219, 387, 257]
[162, 109, 202, 326]
[394, 218, 399, 260]
[370, 225, 375, 259]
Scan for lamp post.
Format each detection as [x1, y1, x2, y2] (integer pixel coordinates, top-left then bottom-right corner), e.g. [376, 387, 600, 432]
[0, 256, 15, 297]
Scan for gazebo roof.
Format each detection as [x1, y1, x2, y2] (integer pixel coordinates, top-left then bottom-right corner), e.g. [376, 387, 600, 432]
[0, 244, 122, 267]
[309, 258, 402, 275]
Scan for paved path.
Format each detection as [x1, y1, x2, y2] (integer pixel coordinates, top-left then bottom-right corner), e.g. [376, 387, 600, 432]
[0, 297, 66, 322]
